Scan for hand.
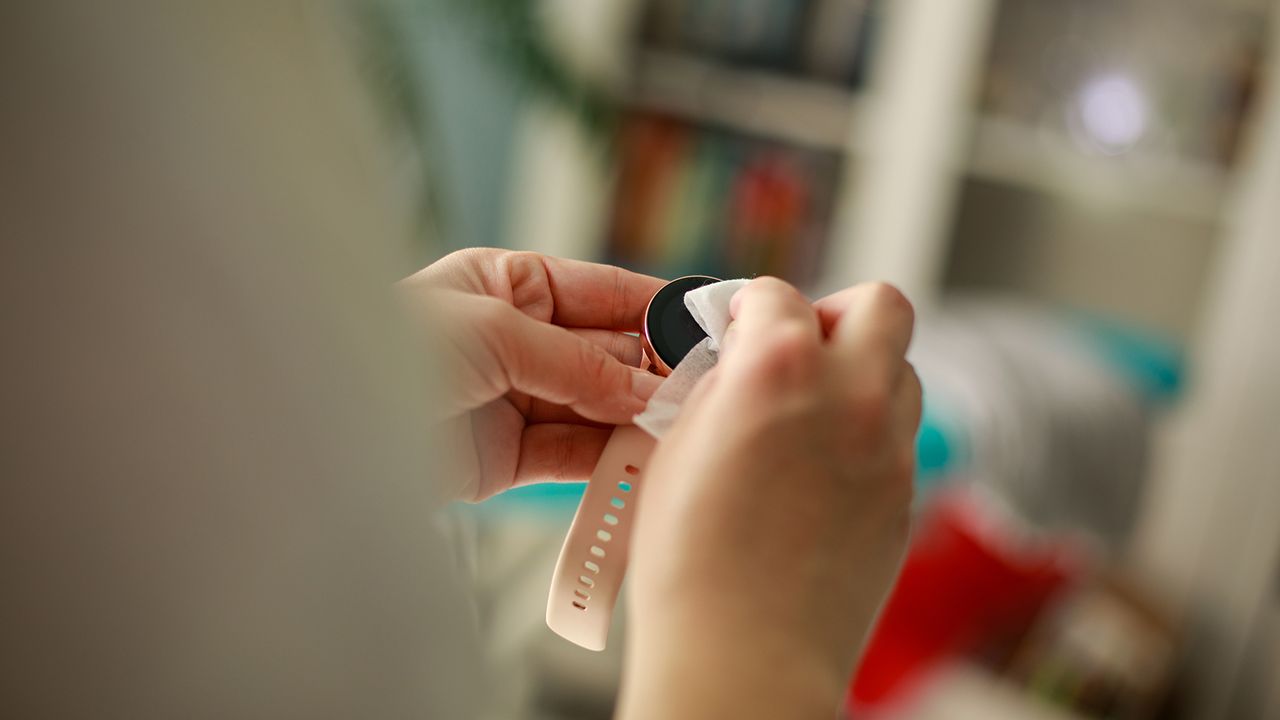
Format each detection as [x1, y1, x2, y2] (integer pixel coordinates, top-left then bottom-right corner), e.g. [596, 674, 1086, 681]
[399, 249, 666, 502]
[621, 278, 922, 719]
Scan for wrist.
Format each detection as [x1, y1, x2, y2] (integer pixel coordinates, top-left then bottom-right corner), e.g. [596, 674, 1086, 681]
[619, 607, 847, 720]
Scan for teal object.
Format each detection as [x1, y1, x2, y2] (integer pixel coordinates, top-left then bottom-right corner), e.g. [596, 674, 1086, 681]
[480, 480, 587, 516]
[915, 400, 960, 488]
[474, 397, 965, 515]
[1067, 312, 1184, 403]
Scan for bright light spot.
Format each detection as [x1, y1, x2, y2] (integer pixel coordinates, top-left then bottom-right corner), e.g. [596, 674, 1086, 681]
[1073, 74, 1148, 154]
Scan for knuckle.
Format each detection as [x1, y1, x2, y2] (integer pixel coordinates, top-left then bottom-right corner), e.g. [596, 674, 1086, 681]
[863, 281, 909, 308]
[745, 322, 820, 385]
[607, 265, 629, 327]
[742, 276, 802, 304]
[609, 332, 638, 366]
[577, 340, 620, 393]
[498, 250, 543, 275]
[495, 251, 548, 297]
[749, 275, 791, 293]
[554, 427, 580, 481]
[863, 282, 914, 322]
[846, 385, 892, 439]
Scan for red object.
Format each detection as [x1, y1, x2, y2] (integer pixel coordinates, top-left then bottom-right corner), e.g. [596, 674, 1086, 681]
[848, 488, 1084, 710]
[726, 152, 809, 278]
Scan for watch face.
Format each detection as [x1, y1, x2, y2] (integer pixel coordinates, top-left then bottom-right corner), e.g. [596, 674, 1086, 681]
[643, 275, 721, 374]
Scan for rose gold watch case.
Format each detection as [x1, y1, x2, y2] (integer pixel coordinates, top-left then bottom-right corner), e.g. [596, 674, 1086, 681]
[640, 275, 721, 377]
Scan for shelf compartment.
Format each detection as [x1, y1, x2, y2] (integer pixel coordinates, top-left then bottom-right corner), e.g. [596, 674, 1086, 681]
[968, 117, 1228, 224]
[630, 48, 866, 153]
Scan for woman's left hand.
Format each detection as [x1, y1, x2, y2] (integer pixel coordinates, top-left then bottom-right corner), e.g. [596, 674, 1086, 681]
[400, 249, 665, 502]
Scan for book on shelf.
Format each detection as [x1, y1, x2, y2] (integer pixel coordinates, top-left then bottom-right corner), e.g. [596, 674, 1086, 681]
[606, 112, 840, 286]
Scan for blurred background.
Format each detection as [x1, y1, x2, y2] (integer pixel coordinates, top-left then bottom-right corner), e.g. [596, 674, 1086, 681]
[353, 0, 1280, 717]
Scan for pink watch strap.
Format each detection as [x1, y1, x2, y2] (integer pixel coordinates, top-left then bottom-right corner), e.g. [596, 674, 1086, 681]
[546, 424, 656, 650]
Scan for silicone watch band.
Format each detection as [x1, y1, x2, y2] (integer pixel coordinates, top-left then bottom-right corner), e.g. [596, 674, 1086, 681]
[546, 424, 656, 650]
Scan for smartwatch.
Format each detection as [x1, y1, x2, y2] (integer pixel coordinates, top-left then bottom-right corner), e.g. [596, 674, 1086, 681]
[545, 275, 720, 650]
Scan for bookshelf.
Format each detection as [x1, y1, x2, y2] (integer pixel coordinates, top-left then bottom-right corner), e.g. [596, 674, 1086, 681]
[507, 0, 1000, 305]
[610, 2, 885, 288]
[603, 109, 842, 284]
[506, 0, 1265, 331]
[506, 0, 885, 291]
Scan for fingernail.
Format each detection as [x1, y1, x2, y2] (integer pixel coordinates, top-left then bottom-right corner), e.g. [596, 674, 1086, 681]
[718, 321, 738, 355]
[631, 369, 663, 402]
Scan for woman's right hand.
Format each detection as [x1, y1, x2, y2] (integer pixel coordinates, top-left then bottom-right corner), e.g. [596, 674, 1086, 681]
[621, 277, 922, 720]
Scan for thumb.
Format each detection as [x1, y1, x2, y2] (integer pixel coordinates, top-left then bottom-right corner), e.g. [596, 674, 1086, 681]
[459, 296, 661, 423]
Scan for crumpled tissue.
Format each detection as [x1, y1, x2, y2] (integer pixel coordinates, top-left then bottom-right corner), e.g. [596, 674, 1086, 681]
[633, 279, 749, 439]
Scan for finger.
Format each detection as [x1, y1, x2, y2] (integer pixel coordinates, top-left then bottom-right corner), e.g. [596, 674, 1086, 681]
[542, 256, 666, 329]
[492, 252, 666, 330]
[513, 423, 613, 486]
[721, 276, 820, 358]
[569, 328, 645, 367]
[813, 287, 858, 338]
[470, 298, 662, 423]
[403, 250, 665, 330]
[499, 331, 646, 424]
[813, 282, 915, 380]
[501, 389, 601, 427]
[813, 282, 915, 354]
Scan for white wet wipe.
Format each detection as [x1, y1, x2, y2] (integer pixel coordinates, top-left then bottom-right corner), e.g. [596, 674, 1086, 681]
[633, 279, 749, 439]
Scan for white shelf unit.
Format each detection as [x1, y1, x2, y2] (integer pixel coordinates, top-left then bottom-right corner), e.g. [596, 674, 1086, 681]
[619, 30, 1234, 314]
[509, 0, 998, 305]
[507, 0, 1251, 301]
[508, 0, 1238, 318]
